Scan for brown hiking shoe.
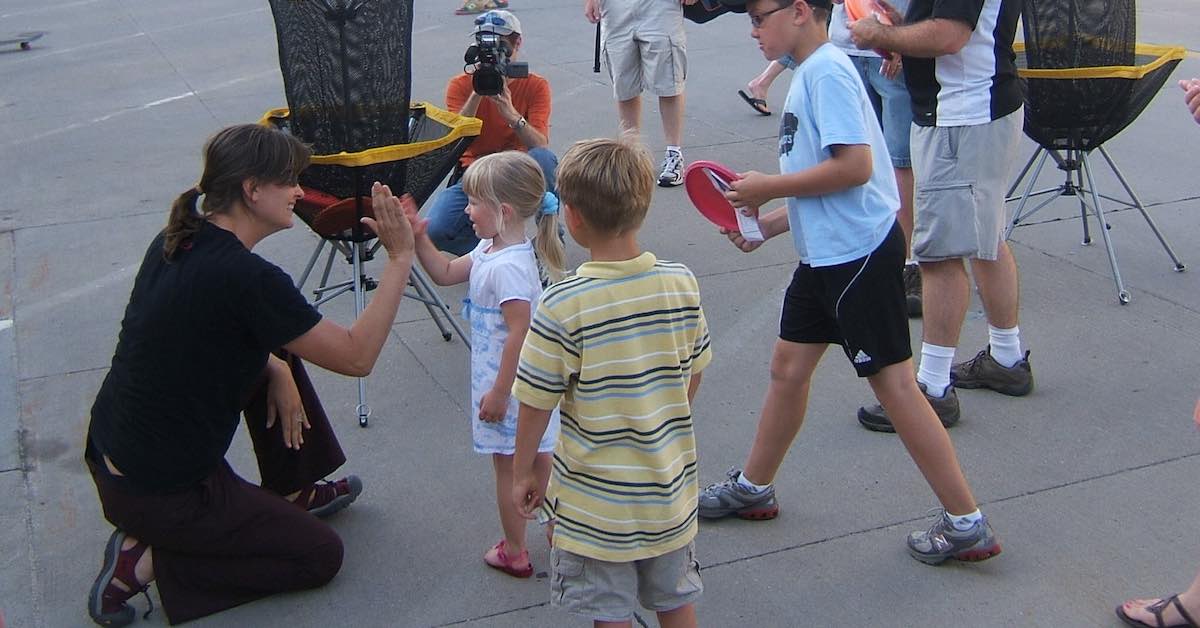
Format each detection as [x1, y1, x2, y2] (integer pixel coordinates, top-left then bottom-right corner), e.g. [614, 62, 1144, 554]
[951, 346, 1034, 396]
[857, 383, 960, 433]
[903, 263, 922, 318]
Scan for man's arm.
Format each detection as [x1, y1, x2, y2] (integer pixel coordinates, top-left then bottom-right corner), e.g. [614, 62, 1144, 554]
[849, 16, 972, 58]
[489, 80, 549, 149]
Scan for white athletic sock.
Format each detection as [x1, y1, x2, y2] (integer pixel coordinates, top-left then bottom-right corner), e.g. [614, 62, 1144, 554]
[666, 145, 681, 155]
[916, 343, 955, 397]
[737, 471, 771, 493]
[947, 509, 983, 531]
[987, 325, 1023, 368]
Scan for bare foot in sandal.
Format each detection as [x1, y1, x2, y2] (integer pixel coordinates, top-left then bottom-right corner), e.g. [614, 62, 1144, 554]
[1118, 593, 1200, 627]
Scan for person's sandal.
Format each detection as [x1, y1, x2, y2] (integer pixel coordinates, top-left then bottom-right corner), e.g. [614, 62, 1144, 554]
[1117, 594, 1200, 628]
[483, 540, 533, 578]
[290, 475, 363, 518]
[88, 530, 154, 627]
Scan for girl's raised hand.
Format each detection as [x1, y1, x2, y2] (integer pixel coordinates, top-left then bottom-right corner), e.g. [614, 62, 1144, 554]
[397, 192, 429, 238]
[365, 182, 415, 260]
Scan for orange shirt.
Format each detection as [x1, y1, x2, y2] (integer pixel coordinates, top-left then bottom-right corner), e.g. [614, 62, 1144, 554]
[445, 72, 551, 166]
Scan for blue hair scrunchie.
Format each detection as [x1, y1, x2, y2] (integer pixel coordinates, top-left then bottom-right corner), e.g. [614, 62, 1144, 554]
[539, 191, 559, 216]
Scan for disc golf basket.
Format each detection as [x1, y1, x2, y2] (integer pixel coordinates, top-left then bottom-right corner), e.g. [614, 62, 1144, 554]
[265, 0, 481, 426]
[1006, 0, 1185, 304]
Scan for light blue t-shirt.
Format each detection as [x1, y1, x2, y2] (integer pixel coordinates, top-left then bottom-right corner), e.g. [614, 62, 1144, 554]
[779, 42, 899, 267]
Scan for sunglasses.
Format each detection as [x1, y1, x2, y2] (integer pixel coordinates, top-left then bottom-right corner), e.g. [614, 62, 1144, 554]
[474, 14, 508, 28]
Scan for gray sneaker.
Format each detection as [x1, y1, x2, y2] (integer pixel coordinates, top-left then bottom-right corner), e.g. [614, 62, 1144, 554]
[951, 346, 1034, 396]
[698, 467, 779, 520]
[658, 149, 684, 187]
[857, 382, 960, 433]
[906, 509, 1002, 565]
[903, 263, 922, 318]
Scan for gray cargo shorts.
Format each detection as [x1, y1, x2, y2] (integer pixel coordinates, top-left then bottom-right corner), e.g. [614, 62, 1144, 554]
[910, 108, 1023, 262]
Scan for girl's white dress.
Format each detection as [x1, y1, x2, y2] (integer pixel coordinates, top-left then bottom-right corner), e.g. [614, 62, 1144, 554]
[464, 238, 560, 454]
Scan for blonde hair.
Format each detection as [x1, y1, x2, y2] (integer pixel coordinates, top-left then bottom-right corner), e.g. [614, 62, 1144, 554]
[555, 136, 653, 236]
[461, 151, 566, 282]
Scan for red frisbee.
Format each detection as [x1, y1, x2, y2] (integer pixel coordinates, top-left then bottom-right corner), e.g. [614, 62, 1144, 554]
[844, 0, 893, 24]
[684, 160, 741, 231]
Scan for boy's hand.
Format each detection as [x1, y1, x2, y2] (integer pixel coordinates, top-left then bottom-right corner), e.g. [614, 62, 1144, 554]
[513, 472, 544, 519]
[720, 226, 765, 253]
[881, 53, 903, 79]
[726, 170, 774, 209]
[479, 389, 509, 423]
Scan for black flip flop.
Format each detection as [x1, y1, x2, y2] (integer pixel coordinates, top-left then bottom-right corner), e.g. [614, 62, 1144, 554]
[1116, 594, 1200, 628]
[737, 89, 771, 116]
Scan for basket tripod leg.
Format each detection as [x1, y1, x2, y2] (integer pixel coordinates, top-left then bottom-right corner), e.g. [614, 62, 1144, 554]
[1079, 151, 1130, 304]
[1096, 146, 1186, 272]
[351, 240, 371, 427]
[1005, 148, 1052, 240]
[408, 267, 454, 342]
[410, 265, 470, 349]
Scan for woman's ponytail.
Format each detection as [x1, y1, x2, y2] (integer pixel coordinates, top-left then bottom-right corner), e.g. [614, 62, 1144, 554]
[163, 187, 205, 260]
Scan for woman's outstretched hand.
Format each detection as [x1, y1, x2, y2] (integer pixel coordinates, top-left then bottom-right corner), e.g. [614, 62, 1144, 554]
[364, 182, 415, 260]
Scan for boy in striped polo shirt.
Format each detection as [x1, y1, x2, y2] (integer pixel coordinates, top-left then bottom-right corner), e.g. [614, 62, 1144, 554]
[512, 137, 711, 627]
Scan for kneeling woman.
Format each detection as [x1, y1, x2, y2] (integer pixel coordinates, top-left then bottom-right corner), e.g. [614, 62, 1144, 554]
[85, 124, 414, 626]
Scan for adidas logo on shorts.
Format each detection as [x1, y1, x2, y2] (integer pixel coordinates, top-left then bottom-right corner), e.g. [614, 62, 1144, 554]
[853, 350, 872, 364]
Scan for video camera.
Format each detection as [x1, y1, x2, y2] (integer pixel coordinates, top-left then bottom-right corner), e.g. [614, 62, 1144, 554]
[464, 29, 529, 96]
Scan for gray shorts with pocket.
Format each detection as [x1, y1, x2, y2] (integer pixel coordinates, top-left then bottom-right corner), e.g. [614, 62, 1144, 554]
[550, 542, 703, 622]
[910, 108, 1023, 262]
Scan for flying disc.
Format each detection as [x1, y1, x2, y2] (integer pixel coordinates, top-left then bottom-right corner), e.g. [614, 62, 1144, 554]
[684, 160, 741, 231]
[844, 0, 893, 24]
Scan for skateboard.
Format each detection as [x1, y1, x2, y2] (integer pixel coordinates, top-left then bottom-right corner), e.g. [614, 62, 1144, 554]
[2, 31, 45, 51]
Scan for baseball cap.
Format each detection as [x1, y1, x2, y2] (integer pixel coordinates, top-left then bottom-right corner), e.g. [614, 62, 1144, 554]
[472, 10, 522, 37]
[719, 0, 833, 14]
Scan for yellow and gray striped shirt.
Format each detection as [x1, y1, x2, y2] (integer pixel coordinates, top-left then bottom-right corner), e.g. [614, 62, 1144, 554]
[514, 252, 712, 562]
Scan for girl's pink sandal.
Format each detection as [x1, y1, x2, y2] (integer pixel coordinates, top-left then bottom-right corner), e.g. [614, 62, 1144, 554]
[483, 540, 533, 578]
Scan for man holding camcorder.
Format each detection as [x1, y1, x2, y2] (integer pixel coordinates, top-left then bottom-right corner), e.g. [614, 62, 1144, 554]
[425, 10, 556, 256]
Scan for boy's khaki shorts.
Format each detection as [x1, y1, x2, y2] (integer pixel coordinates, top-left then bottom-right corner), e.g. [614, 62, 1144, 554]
[910, 108, 1023, 262]
[550, 542, 702, 621]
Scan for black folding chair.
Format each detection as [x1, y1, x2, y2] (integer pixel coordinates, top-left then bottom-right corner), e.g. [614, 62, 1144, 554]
[1006, 0, 1185, 304]
[264, 0, 480, 426]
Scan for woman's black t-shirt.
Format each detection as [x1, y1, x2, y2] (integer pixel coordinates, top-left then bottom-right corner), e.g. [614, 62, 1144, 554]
[88, 222, 322, 493]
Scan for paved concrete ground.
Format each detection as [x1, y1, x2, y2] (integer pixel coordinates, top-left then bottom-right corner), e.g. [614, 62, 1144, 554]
[2, 1, 1200, 626]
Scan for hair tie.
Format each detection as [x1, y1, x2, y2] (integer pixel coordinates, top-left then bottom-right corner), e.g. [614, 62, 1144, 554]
[539, 192, 559, 216]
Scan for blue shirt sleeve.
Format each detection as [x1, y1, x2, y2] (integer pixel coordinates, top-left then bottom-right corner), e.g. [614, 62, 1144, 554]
[811, 70, 872, 151]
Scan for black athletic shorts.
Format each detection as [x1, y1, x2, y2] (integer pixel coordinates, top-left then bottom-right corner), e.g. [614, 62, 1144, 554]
[779, 221, 911, 377]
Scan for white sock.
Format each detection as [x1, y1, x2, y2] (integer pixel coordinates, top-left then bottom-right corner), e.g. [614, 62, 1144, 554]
[916, 343, 955, 397]
[905, 259, 917, 267]
[987, 325, 1023, 368]
[947, 509, 983, 531]
[666, 145, 681, 155]
[737, 471, 770, 493]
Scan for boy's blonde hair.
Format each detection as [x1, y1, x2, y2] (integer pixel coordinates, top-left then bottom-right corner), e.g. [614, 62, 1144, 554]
[462, 151, 566, 281]
[556, 136, 654, 235]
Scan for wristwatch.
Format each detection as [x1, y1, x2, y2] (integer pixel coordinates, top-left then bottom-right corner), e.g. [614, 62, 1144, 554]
[508, 117, 527, 130]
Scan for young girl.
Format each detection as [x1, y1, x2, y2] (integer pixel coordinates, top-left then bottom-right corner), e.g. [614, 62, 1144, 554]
[403, 150, 565, 578]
